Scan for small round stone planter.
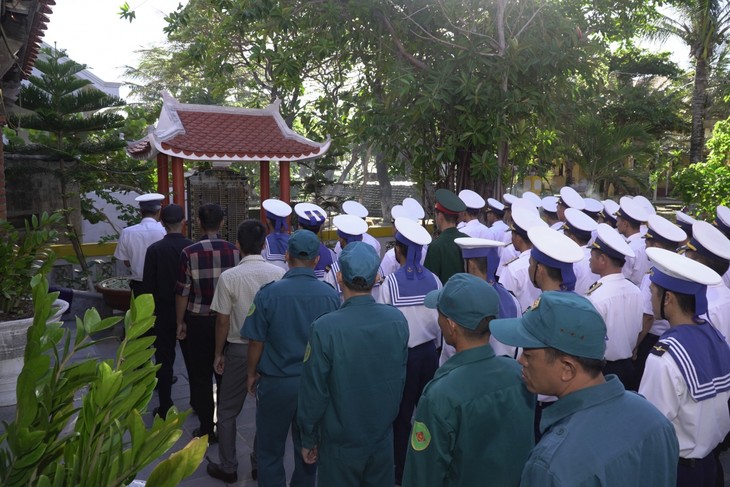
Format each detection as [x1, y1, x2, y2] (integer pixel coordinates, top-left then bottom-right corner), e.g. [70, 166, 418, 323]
[0, 299, 69, 407]
[95, 276, 132, 312]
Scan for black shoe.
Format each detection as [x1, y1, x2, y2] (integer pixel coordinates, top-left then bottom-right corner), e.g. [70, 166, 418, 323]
[206, 462, 237, 483]
[193, 427, 218, 445]
[152, 407, 167, 420]
[250, 452, 258, 480]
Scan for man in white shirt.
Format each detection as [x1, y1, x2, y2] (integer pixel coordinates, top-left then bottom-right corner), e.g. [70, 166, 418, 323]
[615, 196, 650, 286]
[457, 189, 494, 240]
[114, 193, 166, 296]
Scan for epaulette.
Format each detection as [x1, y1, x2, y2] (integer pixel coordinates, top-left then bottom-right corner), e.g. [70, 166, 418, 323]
[650, 343, 668, 356]
[585, 281, 602, 296]
[503, 256, 519, 267]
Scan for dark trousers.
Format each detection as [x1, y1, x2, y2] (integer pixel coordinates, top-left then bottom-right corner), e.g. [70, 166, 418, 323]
[184, 312, 221, 434]
[604, 358, 635, 391]
[632, 332, 660, 390]
[129, 279, 145, 297]
[678, 454, 717, 487]
[393, 341, 438, 485]
[154, 303, 177, 413]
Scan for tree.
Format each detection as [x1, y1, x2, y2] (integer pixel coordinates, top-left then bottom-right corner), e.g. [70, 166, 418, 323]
[7, 47, 153, 283]
[647, 0, 730, 163]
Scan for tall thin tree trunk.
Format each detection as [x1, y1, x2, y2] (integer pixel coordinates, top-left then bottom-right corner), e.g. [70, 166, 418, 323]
[495, 0, 509, 199]
[690, 57, 709, 163]
[59, 159, 91, 285]
[375, 150, 392, 222]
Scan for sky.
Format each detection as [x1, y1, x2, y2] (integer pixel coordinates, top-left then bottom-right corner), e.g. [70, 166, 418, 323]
[43, 0, 186, 90]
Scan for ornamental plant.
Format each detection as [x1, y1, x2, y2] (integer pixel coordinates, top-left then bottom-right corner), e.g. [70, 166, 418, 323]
[0, 277, 206, 486]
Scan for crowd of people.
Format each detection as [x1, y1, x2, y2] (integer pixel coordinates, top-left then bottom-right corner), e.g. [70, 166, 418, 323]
[112, 187, 730, 486]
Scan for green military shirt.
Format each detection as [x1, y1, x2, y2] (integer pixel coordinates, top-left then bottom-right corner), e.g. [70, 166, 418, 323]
[297, 295, 409, 457]
[403, 344, 535, 487]
[424, 226, 468, 284]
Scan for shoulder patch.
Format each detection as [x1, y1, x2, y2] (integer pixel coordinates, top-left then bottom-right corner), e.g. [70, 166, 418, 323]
[303, 342, 312, 362]
[247, 303, 256, 317]
[586, 281, 602, 296]
[503, 256, 519, 267]
[411, 421, 431, 451]
[650, 343, 668, 356]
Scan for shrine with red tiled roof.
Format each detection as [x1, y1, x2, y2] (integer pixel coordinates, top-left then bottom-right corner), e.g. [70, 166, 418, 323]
[127, 92, 331, 219]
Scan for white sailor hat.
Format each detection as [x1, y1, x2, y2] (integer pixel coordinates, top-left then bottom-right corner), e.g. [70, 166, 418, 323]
[391, 205, 417, 221]
[541, 196, 558, 214]
[563, 207, 598, 241]
[262, 198, 292, 218]
[685, 221, 730, 262]
[511, 206, 547, 237]
[135, 193, 165, 210]
[522, 191, 543, 208]
[394, 217, 432, 246]
[403, 197, 425, 220]
[342, 200, 369, 218]
[645, 214, 686, 247]
[486, 198, 506, 216]
[333, 214, 368, 244]
[616, 196, 649, 225]
[455, 237, 505, 280]
[582, 198, 603, 218]
[458, 189, 486, 210]
[558, 186, 585, 211]
[633, 195, 656, 216]
[675, 211, 696, 236]
[503, 193, 519, 207]
[592, 223, 635, 259]
[529, 227, 583, 290]
[647, 247, 721, 318]
[601, 199, 619, 217]
[715, 205, 730, 237]
[295, 202, 327, 226]
[511, 198, 540, 217]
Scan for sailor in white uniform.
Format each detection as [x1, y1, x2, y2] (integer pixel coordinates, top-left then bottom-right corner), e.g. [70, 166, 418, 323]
[639, 248, 730, 486]
[261, 198, 292, 271]
[294, 202, 335, 280]
[586, 223, 642, 389]
[714, 205, 730, 288]
[541, 195, 564, 232]
[376, 217, 441, 484]
[675, 211, 696, 244]
[457, 189, 495, 240]
[556, 186, 585, 222]
[498, 207, 547, 312]
[334, 200, 381, 257]
[616, 196, 650, 286]
[380, 204, 427, 278]
[563, 208, 599, 295]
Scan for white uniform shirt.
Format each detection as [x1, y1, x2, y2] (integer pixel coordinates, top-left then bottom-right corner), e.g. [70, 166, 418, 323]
[490, 220, 509, 243]
[210, 255, 285, 344]
[495, 230, 518, 278]
[640, 273, 670, 336]
[640, 351, 730, 458]
[587, 273, 642, 361]
[378, 273, 442, 348]
[459, 219, 496, 240]
[262, 237, 289, 271]
[723, 269, 730, 289]
[114, 217, 166, 280]
[499, 249, 540, 313]
[574, 246, 600, 296]
[334, 233, 381, 257]
[705, 283, 730, 343]
[622, 233, 649, 286]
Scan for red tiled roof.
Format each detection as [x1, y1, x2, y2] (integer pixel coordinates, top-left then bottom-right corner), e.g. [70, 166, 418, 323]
[127, 93, 330, 162]
[22, 0, 55, 77]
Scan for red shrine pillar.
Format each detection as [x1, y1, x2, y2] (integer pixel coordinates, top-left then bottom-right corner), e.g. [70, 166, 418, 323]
[260, 160, 270, 222]
[279, 160, 291, 227]
[171, 156, 185, 208]
[156, 153, 169, 205]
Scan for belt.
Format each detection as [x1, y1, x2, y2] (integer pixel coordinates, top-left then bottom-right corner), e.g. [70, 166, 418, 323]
[186, 310, 217, 317]
[606, 358, 632, 364]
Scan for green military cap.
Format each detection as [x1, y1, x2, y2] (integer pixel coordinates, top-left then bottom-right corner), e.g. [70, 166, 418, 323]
[424, 273, 499, 329]
[434, 188, 467, 215]
[288, 230, 320, 260]
[339, 241, 380, 285]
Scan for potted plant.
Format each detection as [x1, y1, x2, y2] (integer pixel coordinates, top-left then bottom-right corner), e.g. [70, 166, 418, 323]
[0, 211, 68, 406]
[0, 276, 206, 486]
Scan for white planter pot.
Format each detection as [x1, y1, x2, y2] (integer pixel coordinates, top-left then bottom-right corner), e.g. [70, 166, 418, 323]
[0, 299, 70, 407]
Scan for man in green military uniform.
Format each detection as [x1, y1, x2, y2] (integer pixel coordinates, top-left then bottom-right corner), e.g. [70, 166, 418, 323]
[297, 242, 410, 486]
[424, 188, 468, 284]
[403, 273, 535, 486]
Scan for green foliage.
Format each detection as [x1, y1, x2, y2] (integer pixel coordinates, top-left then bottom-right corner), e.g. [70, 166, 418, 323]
[0, 279, 206, 486]
[0, 212, 62, 317]
[673, 116, 730, 217]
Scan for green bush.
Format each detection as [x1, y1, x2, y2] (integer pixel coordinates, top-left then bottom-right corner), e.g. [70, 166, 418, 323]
[0, 277, 206, 486]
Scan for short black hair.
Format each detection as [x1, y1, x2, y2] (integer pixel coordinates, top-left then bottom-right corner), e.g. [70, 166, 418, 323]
[686, 250, 730, 276]
[653, 283, 697, 316]
[564, 228, 590, 246]
[342, 276, 374, 292]
[199, 203, 225, 231]
[466, 208, 481, 217]
[544, 348, 606, 378]
[460, 316, 493, 340]
[466, 256, 488, 275]
[299, 221, 322, 233]
[140, 207, 160, 218]
[436, 208, 458, 225]
[593, 248, 626, 268]
[541, 263, 563, 283]
[237, 220, 267, 255]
